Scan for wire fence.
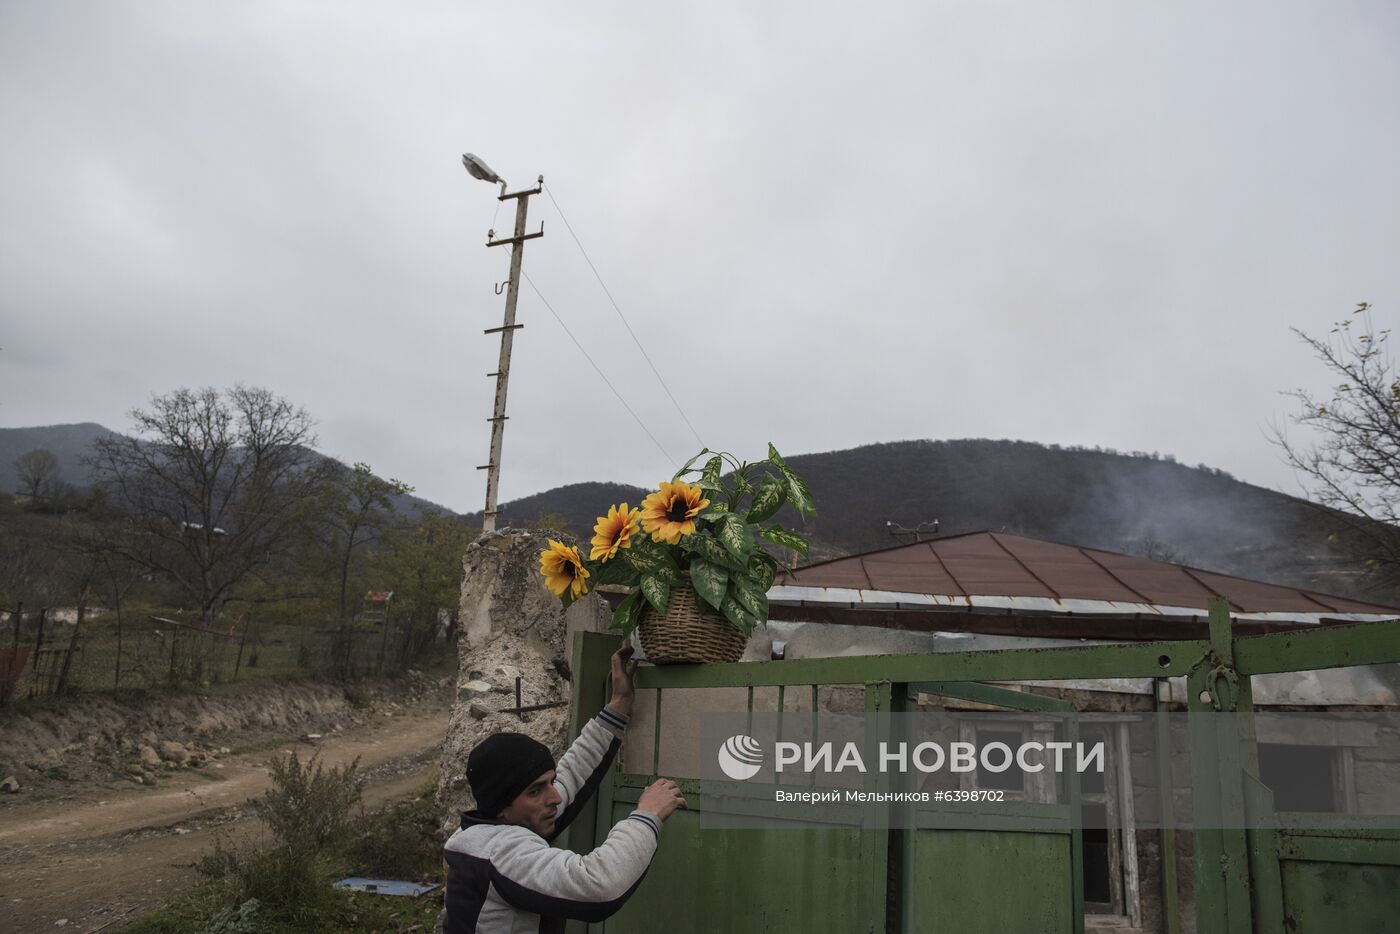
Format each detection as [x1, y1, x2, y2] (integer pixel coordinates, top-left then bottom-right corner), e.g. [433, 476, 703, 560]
[0, 604, 449, 703]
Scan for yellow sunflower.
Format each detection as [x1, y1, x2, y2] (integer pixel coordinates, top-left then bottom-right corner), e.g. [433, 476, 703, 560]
[640, 480, 710, 545]
[539, 539, 590, 599]
[590, 502, 642, 562]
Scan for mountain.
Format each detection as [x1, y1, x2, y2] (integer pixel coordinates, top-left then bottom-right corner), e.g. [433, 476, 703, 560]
[0, 423, 455, 517]
[462, 481, 652, 538]
[0, 423, 118, 494]
[469, 439, 1392, 602]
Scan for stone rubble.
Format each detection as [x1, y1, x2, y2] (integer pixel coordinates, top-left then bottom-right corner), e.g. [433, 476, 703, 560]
[437, 528, 611, 829]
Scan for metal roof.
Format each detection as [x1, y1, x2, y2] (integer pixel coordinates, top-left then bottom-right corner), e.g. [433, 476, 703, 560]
[774, 531, 1400, 621]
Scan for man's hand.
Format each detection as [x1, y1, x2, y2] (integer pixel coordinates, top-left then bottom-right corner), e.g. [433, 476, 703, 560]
[636, 778, 687, 822]
[604, 644, 636, 719]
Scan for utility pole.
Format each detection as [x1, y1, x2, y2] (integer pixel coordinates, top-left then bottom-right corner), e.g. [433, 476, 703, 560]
[478, 173, 544, 533]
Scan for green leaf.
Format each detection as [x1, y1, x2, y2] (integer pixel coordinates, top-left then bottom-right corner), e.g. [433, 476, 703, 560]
[759, 525, 809, 558]
[748, 551, 778, 592]
[716, 512, 755, 561]
[639, 575, 671, 614]
[610, 590, 642, 632]
[702, 500, 732, 521]
[746, 475, 786, 523]
[623, 542, 680, 581]
[688, 557, 729, 610]
[719, 593, 758, 636]
[680, 531, 747, 571]
[730, 574, 769, 621]
[700, 455, 724, 489]
[590, 555, 638, 587]
[672, 448, 710, 481]
[767, 443, 816, 517]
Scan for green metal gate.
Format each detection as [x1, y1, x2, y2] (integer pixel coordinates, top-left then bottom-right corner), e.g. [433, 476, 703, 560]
[562, 599, 1400, 933]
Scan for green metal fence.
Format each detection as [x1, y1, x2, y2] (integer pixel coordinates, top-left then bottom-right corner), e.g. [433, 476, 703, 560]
[564, 598, 1400, 933]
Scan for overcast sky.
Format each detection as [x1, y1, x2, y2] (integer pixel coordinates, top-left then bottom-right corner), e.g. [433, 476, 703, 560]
[2, 2, 1398, 513]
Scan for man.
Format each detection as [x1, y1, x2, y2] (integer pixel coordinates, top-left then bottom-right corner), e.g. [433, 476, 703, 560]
[443, 646, 685, 933]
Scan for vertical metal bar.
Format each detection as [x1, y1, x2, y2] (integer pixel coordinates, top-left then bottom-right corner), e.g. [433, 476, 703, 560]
[1207, 596, 1235, 667]
[1066, 709, 1085, 934]
[1209, 600, 1253, 934]
[1188, 659, 1235, 934]
[889, 681, 912, 934]
[1114, 723, 1141, 928]
[746, 685, 754, 737]
[1154, 679, 1182, 934]
[652, 688, 663, 778]
[568, 632, 622, 934]
[1242, 773, 1286, 933]
[861, 681, 893, 934]
[810, 684, 819, 789]
[776, 684, 785, 768]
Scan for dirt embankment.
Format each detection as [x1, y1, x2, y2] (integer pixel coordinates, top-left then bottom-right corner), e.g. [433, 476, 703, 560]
[0, 672, 445, 797]
[0, 674, 454, 932]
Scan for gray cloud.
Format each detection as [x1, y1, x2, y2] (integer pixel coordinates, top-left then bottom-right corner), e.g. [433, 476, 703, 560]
[2, 1, 1398, 510]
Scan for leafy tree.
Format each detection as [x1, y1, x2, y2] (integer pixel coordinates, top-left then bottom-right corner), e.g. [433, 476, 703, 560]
[87, 386, 333, 625]
[14, 448, 59, 502]
[313, 462, 412, 624]
[373, 513, 474, 666]
[1273, 303, 1400, 583]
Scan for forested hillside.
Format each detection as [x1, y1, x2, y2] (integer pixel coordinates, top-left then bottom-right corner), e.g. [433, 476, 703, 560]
[470, 439, 1386, 601]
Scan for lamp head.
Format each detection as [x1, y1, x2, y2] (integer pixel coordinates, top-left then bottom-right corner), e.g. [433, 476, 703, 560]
[461, 152, 504, 186]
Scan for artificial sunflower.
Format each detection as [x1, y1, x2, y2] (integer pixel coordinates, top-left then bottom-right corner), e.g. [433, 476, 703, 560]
[590, 502, 642, 562]
[539, 539, 590, 599]
[640, 480, 710, 545]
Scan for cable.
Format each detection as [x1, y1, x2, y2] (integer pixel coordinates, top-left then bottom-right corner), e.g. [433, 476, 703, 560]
[520, 270, 677, 467]
[542, 182, 706, 449]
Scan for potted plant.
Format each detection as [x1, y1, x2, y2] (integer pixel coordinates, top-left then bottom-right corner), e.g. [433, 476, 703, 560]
[538, 444, 815, 663]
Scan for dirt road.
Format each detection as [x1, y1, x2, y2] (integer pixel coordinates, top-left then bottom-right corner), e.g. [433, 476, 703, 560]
[0, 705, 450, 932]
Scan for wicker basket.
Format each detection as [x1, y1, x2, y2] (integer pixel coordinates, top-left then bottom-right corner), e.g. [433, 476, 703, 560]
[637, 583, 746, 665]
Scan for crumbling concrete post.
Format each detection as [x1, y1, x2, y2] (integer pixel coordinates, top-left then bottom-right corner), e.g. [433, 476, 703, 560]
[437, 528, 610, 827]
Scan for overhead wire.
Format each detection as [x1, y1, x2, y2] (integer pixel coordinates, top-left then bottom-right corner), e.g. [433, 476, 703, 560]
[541, 181, 706, 449]
[477, 183, 681, 473]
[519, 269, 678, 466]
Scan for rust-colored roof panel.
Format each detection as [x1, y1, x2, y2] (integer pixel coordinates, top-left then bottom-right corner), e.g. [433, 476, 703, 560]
[858, 544, 964, 595]
[1080, 548, 1226, 606]
[990, 534, 1138, 602]
[775, 531, 1400, 616]
[926, 534, 1051, 597]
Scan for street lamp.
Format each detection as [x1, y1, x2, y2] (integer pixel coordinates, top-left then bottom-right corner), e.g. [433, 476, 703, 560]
[461, 153, 505, 189]
[464, 152, 544, 533]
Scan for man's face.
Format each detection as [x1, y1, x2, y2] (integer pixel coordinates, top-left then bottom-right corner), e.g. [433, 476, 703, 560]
[498, 769, 562, 836]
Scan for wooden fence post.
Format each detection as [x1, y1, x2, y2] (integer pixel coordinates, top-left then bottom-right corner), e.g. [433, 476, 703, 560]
[4, 601, 21, 704]
[30, 607, 47, 699]
[55, 603, 84, 696]
[233, 614, 251, 681]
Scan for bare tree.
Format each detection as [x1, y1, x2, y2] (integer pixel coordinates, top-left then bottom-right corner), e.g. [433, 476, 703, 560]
[14, 448, 59, 502]
[88, 386, 333, 625]
[1272, 303, 1400, 583]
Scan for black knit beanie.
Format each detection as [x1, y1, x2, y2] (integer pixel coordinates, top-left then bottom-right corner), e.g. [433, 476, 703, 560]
[467, 732, 557, 818]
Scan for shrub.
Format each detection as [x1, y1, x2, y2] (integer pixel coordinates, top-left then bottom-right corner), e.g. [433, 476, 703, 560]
[254, 750, 363, 855]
